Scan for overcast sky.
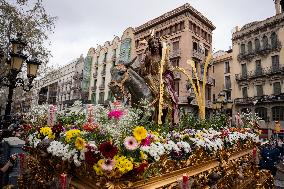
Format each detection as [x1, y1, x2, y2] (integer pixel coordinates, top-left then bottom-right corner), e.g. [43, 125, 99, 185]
[43, 0, 276, 67]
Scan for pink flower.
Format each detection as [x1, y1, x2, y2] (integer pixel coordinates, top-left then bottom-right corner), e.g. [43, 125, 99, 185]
[108, 109, 123, 120]
[124, 136, 138, 150]
[101, 159, 115, 171]
[140, 137, 151, 146]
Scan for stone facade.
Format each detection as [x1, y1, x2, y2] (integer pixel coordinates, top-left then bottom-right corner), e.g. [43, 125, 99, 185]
[87, 27, 136, 105]
[231, 12, 284, 138]
[134, 3, 215, 113]
[31, 55, 85, 110]
[212, 50, 233, 102]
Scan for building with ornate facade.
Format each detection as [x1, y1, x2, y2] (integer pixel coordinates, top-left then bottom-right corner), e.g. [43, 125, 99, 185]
[87, 27, 136, 105]
[134, 3, 215, 113]
[31, 55, 85, 110]
[212, 50, 233, 102]
[231, 11, 284, 137]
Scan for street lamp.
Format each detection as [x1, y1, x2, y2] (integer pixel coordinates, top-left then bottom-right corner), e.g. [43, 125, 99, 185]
[0, 33, 41, 124]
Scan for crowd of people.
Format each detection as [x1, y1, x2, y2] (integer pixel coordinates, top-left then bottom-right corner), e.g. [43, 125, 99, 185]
[259, 138, 284, 188]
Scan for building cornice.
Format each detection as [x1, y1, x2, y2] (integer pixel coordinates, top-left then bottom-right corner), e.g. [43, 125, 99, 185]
[134, 3, 215, 34]
[232, 13, 284, 41]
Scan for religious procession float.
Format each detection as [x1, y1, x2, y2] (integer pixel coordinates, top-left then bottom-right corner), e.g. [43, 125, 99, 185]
[18, 33, 274, 189]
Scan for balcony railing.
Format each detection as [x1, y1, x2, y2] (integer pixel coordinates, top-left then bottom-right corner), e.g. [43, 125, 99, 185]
[237, 41, 281, 61]
[192, 74, 214, 85]
[170, 49, 181, 59]
[93, 72, 98, 78]
[235, 66, 284, 82]
[91, 86, 97, 92]
[101, 69, 106, 76]
[192, 49, 205, 61]
[99, 84, 105, 90]
[234, 93, 284, 105]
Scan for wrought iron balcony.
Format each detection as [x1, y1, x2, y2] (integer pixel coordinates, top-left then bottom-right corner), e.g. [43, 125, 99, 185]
[192, 49, 205, 61]
[93, 72, 98, 78]
[234, 93, 284, 105]
[192, 74, 214, 85]
[237, 42, 281, 62]
[99, 84, 105, 90]
[91, 86, 97, 92]
[170, 49, 181, 59]
[101, 69, 106, 76]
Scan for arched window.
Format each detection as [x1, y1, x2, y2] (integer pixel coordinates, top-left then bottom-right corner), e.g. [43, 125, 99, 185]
[262, 35, 269, 49]
[255, 107, 267, 120]
[272, 106, 284, 121]
[255, 38, 261, 51]
[271, 32, 278, 48]
[240, 44, 246, 54]
[248, 41, 253, 53]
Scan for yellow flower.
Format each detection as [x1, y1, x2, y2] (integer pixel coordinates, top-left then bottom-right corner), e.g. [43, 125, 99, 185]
[140, 151, 147, 160]
[93, 159, 104, 176]
[75, 137, 86, 150]
[114, 155, 133, 174]
[39, 127, 54, 139]
[133, 126, 147, 141]
[65, 129, 81, 143]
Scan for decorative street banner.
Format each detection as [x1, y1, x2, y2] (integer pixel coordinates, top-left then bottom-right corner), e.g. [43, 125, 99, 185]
[119, 38, 131, 63]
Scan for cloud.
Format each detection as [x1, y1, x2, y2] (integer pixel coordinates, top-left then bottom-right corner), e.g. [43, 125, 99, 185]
[44, 0, 275, 66]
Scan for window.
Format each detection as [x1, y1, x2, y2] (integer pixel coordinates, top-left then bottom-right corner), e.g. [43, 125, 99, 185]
[213, 66, 215, 73]
[193, 42, 198, 51]
[255, 107, 267, 120]
[171, 59, 179, 67]
[241, 64, 247, 77]
[108, 91, 114, 101]
[102, 77, 105, 86]
[272, 106, 284, 121]
[224, 61, 230, 73]
[173, 41, 179, 51]
[205, 49, 209, 57]
[256, 85, 263, 97]
[174, 81, 179, 96]
[196, 26, 200, 35]
[104, 52, 107, 62]
[255, 60, 262, 76]
[226, 91, 231, 100]
[213, 94, 216, 102]
[271, 32, 278, 48]
[248, 41, 253, 53]
[262, 35, 269, 49]
[225, 76, 231, 89]
[94, 80, 97, 88]
[180, 21, 185, 30]
[189, 21, 193, 30]
[99, 92, 105, 104]
[240, 44, 246, 54]
[242, 87, 248, 98]
[272, 55, 279, 72]
[255, 38, 261, 51]
[273, 82, 281, 95]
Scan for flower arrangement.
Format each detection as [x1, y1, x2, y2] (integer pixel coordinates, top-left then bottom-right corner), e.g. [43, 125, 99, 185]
[24, 101, 260, 182]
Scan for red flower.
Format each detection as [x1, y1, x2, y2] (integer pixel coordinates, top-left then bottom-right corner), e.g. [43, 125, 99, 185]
[141, 137, 151, 146]
[83, 122, 98, 132]
[108, 109, 123, 120]
[84, 150, 99, 165]
[99, 141, 118, 158]
[134, 162, 148, 175]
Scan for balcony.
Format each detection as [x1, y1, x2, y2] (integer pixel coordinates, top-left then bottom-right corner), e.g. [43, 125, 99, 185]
[170, 49, 181, 59]
[101, 69, 106, 76]
[111, 54, 117, 62]
[192, 74, 214, 85]
[234, 93, 284, 105]
[99, 84, 105, 90]
[237, 42, 282, 62]
[91, 86, 97, 92]
[192, 49, 205, 61]
[93, 72, 98, 78]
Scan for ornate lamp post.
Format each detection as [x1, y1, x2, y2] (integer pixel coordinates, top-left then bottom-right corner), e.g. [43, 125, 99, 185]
[0, 33, 41, 123]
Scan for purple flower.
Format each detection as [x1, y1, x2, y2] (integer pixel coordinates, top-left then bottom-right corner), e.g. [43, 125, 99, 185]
[141, 137, 151, 146]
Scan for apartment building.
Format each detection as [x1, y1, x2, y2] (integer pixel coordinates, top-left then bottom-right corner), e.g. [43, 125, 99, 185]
[231, 10, 284, 137]
[134, 3, 215, 113]
[31, 55, 85, 110]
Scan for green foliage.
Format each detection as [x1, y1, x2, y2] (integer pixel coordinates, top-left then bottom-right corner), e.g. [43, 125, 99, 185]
[57, 112, 86, 129]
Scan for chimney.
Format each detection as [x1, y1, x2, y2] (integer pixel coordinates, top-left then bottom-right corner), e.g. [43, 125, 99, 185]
[275, 0, 281, 15]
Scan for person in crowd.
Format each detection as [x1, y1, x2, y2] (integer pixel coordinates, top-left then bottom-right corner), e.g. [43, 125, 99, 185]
[1, 154, 17, 173]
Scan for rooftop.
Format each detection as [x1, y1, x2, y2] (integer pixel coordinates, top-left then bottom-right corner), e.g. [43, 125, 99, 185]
[135, 3, 215, 33]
